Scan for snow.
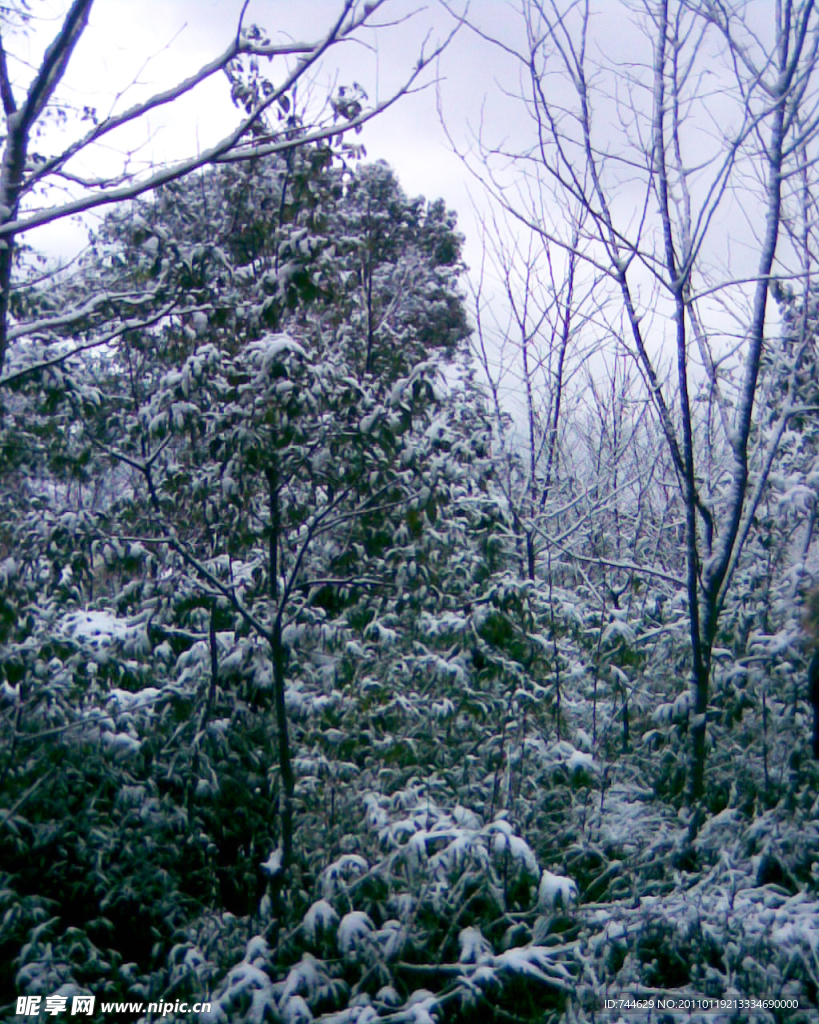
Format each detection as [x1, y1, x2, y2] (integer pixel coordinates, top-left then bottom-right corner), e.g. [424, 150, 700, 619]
[302, 900, 339, 942]
[337, 911, 374, 957]
[575, 727, 592, 751]
[494, 945, 574, 988]
[491, 828, 539, 875]
[100, 731, 141, 758]
[245, 936, 269, 963]
[404, 991, 439, 1024]
[771, 912, 819, 947]
[260, 847, 283, 876]
[602, 618, 636, 644]
[107, 687, 160, 712]
[0, 556, 16, 585]
[1, 681, 19, 703]
[282, 995, 312, 1024]
[653, 688, 695, 724]
[537, 869, 578, 912]
[62, 609, 130, 644]
[321, 854, 369, 898]
[458, 926, 492, 964]
[248, 333, 307, 369]
[567, 749, 597, 774]
[453, 805, 481, 830]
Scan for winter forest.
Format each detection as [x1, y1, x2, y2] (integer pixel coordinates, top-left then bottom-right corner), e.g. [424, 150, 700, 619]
[3, 0, 819, 1021]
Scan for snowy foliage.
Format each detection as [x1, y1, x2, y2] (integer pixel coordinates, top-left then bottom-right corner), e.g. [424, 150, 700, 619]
[2, 133, 819, 1024]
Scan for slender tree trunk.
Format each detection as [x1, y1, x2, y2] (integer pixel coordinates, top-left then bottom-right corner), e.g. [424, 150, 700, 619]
[0, 0, 93, 375]
[267, 467, 295, 871]
[652, 0, 710, 808]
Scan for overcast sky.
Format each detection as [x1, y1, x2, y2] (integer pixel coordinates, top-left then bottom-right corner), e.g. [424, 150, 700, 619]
[16, 0, 518, 271]
[8, 0, 798, 411]
[11, 2, 787, 277]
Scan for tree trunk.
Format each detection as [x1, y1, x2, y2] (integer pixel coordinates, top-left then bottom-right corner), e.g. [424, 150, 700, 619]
[268, 467, 295, 872]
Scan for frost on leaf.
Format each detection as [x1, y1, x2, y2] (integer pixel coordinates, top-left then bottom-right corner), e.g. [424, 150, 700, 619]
[282, 994, 313, 1024]
[494, 945, 574, 990]
[321, 854, 368, 898]
[458, 926, 493, 964]
[403, 990, 439, 1024]
[337, 911, 374, 960]
[261, 846, 283, 876]
[488, 819, 539, 876]
[537, 869, 578, 913]
[206, 936, 274, 1023]
[247, 333, 307, 371]
[302, 899, 339, 943]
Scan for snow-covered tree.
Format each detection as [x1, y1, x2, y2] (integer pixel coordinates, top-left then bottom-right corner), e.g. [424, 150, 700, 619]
[449, 0, 819, 821]
[0, 1, 450, 379]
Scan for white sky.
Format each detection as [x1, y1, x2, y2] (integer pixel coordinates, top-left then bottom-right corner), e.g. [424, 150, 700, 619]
[6, 0, 800, 419]
[14, 0, 509, 272]
[7, 0, 554, 418]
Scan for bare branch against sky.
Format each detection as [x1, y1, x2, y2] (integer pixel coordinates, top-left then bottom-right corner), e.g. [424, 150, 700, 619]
[0, 0, 459, 375]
